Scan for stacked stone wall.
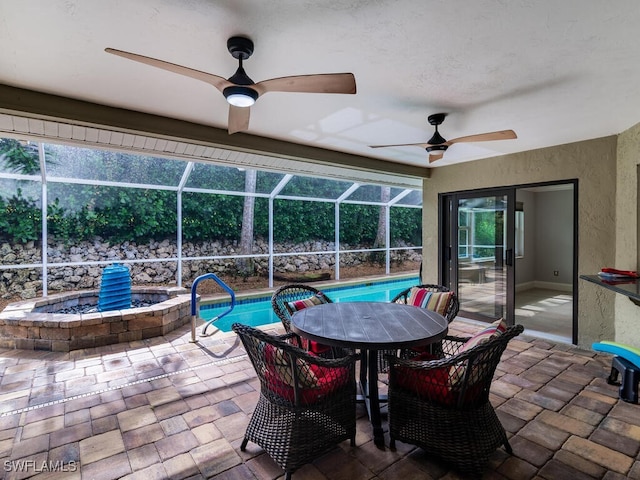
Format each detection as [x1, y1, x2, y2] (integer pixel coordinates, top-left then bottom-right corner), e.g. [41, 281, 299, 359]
[1, 239, 421, 300]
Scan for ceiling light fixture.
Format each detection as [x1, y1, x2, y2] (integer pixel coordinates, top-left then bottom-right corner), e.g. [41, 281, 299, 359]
[223, 86, 258, 107]
[426, 144, 448, 154]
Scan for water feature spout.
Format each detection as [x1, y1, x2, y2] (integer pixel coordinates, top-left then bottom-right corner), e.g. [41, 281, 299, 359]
[98, 263, 132, 312]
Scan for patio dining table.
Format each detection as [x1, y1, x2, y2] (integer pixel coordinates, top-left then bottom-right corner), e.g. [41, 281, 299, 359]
[291, 301, 449, 447]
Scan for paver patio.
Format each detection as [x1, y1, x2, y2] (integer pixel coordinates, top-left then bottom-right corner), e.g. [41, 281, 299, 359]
[0, 316, 638, 480]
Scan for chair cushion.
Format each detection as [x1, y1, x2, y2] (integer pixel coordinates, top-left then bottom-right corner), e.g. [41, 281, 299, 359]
[405, 288, 453, 316]
[460, 318, 507, 351]
[265, 344, 319, 387]
[308, 341, 332, 355]
[285, 292, 331, 354]
[449, 318, 507, 385]
[285, 292, 329, 315]
[263, 343, 349, 405]
[396, 351, 487, 407]
[396, 352, 456, 405]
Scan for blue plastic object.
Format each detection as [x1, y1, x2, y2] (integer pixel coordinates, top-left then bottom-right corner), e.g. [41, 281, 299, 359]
[98, 263, 132, 312]
[592, 341, 640, 368]
[593, 341, 640, 403]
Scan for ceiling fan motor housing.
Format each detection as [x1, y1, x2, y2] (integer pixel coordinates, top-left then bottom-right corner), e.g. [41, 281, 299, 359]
[427, 113, 447, 146]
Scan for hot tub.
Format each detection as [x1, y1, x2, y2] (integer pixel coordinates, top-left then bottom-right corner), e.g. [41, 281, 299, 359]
[0, 286, 192, 352]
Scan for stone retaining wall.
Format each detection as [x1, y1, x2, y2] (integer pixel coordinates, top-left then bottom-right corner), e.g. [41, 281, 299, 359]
[1, 239, 420, 300]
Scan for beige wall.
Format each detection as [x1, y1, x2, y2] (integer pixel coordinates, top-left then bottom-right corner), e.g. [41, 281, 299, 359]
[615, 121, 640, 347]
[421, 136, 620, 348]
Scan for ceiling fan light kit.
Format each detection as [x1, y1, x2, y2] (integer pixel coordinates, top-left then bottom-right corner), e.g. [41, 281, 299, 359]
[223, 85, 258, 107]
[426, 144, 448, 153]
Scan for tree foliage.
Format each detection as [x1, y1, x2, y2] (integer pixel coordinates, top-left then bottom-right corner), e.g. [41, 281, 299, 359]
[0, 139, 41, 175]
[0, 141, 422, 246]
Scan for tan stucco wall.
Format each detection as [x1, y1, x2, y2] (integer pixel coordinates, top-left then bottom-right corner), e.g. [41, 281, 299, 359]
[421, 136, 618, 348]
[615, 122, 640, 348]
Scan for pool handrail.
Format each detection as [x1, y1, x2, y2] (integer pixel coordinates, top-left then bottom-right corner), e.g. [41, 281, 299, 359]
[190, 273, 236, 340]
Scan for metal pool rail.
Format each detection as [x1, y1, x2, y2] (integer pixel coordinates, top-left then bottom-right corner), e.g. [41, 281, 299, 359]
[191, 273, 236, 340]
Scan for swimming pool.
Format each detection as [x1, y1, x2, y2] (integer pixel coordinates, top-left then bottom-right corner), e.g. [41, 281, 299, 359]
[199, 276, 419, 332]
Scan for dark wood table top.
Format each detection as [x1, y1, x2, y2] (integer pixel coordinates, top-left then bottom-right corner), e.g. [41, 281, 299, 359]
[291, 301, 449, 350]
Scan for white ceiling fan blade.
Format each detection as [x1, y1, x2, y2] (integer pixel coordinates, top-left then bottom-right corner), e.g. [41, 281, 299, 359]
[105, 48, 232, 92]
[254, 73, 356, 96]
[228, 105, 250, 134]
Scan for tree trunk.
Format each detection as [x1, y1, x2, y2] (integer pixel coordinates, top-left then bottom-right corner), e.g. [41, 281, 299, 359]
[238, 169, 257, 277]
[372, 186, 390, 264]
[374, 186, 390, 248]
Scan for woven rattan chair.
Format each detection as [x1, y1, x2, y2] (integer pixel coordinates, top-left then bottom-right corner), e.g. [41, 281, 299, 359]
[233, 323, 358, 480]
[271, 283, 341, 357]
[271, 283, 333, 333]
[379, 284, 460, 372]
[385, 324, 524, 477]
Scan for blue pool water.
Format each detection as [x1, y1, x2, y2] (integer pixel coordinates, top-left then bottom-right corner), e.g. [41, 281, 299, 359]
[199, 276, 419, 332]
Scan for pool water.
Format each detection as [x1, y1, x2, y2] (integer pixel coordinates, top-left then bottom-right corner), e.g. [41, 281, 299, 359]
[200, 277, 419, 332]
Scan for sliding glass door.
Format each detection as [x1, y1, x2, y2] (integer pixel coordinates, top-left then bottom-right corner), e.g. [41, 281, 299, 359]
[442, 190, 515, 323]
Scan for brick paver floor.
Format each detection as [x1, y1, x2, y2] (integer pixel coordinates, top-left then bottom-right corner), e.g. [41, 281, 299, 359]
[0, 317, 638, 479]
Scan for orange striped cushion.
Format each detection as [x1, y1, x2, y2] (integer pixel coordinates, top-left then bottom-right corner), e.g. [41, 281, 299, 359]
[406, 288, 453, 316]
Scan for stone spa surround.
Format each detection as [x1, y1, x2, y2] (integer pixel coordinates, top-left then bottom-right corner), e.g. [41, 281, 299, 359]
[0, 286, 192, 352]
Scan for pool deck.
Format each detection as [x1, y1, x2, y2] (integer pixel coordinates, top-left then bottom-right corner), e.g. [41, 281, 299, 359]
[0, 314, 639, 479]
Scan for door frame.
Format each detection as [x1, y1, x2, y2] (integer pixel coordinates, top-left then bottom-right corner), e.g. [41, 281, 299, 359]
[438, 179, 579, 344]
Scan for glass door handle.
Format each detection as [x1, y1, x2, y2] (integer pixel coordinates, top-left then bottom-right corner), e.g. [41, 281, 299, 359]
[505, 248, 514, 266]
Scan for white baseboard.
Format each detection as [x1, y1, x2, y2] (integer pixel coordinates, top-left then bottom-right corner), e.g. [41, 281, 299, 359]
[515, 281, 536, 292]
[516, 280, 573, 293]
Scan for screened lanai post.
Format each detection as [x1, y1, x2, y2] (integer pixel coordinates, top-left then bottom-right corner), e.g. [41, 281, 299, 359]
[39, 142, 48, 297]
[176, 162, 195, 289]
[238, 169, 257, 278]
[268, 174, 293, 289]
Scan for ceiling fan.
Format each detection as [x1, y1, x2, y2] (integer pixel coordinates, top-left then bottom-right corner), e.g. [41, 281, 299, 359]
[105, 36, 356, 134]
[370, 113, 517, 163]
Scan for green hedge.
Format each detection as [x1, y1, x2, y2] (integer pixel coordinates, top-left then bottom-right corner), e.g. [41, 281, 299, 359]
[0, 189, 421, 245]
[0, 140, 422, 245]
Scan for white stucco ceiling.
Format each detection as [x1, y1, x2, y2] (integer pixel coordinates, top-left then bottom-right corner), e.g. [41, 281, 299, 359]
[1, 0, 639, 171]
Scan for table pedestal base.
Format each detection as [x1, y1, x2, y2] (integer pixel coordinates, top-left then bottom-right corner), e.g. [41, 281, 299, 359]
[357, 349, 386, 447]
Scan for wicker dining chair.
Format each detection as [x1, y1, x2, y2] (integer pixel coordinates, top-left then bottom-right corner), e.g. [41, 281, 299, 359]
[271, 283, 339, 357]
[232, 323, 358, 480]
[385, 323, 524, 477]
[379, 284, 460, 372]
